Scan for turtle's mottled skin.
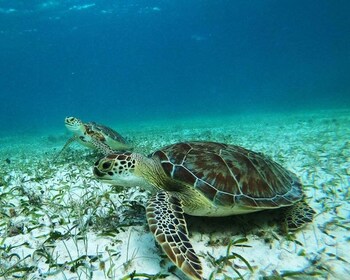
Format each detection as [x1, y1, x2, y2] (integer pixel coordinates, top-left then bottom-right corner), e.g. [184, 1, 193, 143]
[58, 117, 131, 157]
[93, 141, 315, 280]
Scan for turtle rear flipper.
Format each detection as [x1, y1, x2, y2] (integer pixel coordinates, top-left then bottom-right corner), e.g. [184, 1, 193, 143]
[146, 192, 203, 280]
[284, 200, 315, 231]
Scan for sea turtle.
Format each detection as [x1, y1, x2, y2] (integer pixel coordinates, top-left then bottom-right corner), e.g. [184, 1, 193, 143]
[57, 117, 131, 158]
[93, 141, 315, 279]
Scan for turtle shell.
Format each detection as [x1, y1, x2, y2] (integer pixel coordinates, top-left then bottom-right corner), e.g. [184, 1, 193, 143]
[86, 122, 127, 144]
[151, 141, 303, 209]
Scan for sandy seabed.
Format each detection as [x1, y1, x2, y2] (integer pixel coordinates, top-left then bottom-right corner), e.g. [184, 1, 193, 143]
[0, 109, 349, 280]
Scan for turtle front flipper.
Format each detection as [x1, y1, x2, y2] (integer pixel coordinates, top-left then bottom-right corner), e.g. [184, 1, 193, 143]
[284, 200, 315, 230]
[146, 191, 203, 280]
[53, 136, 77, 162]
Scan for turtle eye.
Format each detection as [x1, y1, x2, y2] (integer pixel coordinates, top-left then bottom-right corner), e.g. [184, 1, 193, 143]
[102, 162, 112, 170]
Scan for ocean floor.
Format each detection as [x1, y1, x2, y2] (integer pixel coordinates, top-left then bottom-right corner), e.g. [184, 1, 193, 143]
[0, 109, 349, 280]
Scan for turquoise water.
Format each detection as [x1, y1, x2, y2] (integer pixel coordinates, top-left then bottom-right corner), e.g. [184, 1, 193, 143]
[1, 2, 350, 278]
[0, 0, 349, 135]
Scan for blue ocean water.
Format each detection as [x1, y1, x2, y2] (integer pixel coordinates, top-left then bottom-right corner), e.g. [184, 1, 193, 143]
[0, 0, 349, 134]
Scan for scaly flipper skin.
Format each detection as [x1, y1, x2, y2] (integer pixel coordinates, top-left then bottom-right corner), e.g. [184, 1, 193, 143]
[53, 136, 77, 162]
[89, 137, 117, 156]
[146, 192, 203, 280]
[284, 200, 315, 230]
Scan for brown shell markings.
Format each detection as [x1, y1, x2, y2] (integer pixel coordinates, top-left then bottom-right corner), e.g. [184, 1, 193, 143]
[87, 122, 128, 144]
[151, 142, 303, 209]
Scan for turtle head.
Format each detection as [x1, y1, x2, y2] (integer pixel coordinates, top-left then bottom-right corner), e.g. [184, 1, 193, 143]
[93, 153, 156, 191]
[65, 117, 85, 135]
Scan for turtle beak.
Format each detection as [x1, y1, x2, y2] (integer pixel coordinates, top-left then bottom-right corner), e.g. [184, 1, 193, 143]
[93, 158, 107, 178]
[93, 166, 106, 178]
[65, 117, 74, 125]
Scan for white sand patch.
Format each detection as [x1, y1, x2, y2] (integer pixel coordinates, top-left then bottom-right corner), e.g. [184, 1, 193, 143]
[1, 109, 349, 279]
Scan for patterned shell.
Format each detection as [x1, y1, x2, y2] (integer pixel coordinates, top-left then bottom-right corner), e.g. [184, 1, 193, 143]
[86, 122, 127, 144]
[151, 141, 303, 209]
